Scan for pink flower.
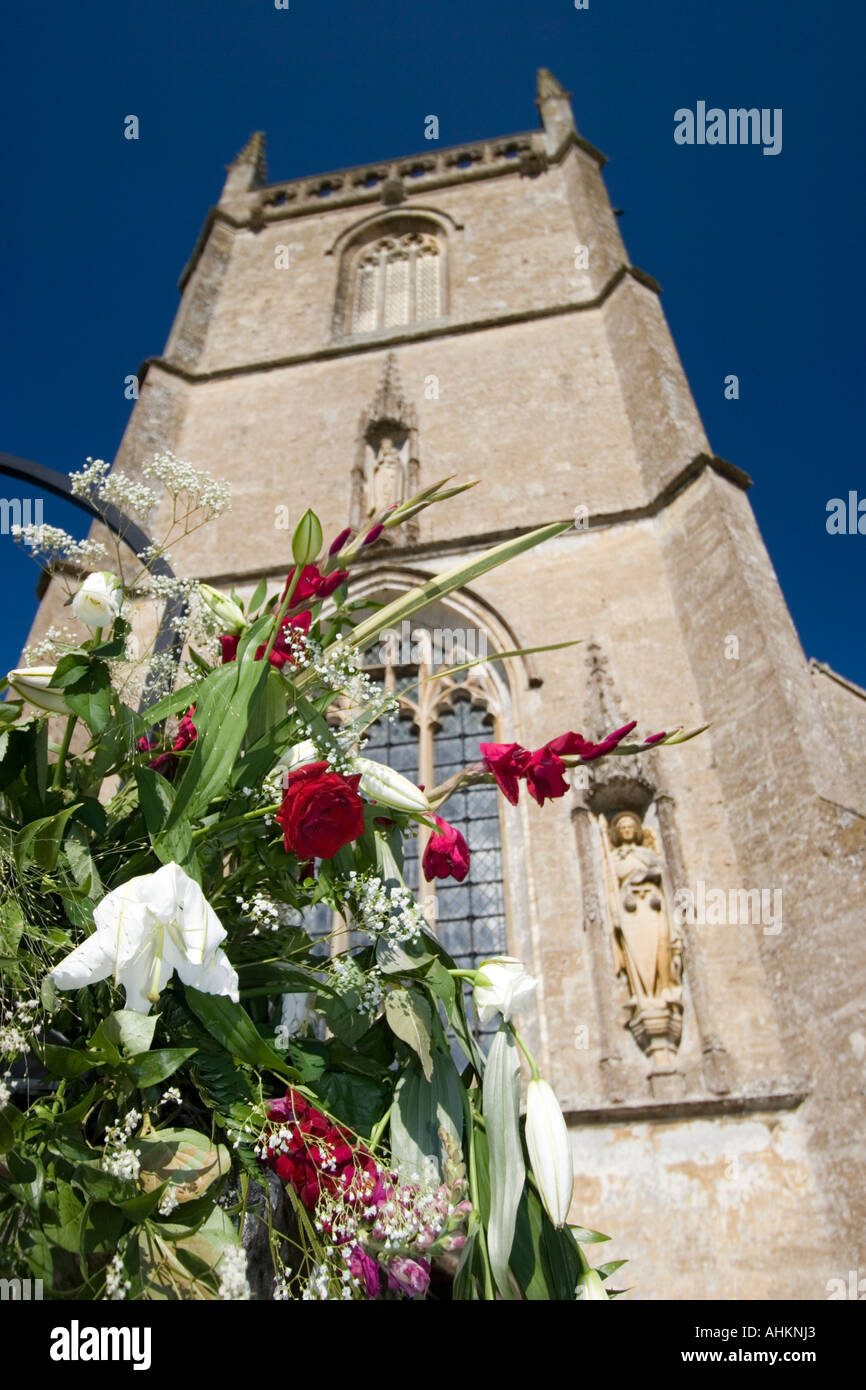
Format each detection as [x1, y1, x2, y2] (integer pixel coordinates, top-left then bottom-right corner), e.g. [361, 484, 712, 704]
[422, 815, 470, 883]
[546, 721, 637, 761]
[349, 1245, 383, 1299]
[385, 1255, 430, 1298]
[328, 527, 352, 556]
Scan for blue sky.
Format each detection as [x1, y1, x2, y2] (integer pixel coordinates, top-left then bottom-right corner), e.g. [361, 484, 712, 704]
[2, 0, 863, 685]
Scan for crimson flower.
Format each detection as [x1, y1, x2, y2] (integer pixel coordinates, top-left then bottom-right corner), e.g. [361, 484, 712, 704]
[146, 706, 197, 777]
[422, 814, 471, 883]
[277, 761, 365, 860]
[521, 745, 569, 806]
[219, 634, 240, 664]
[547, 721, 637, 761]
[282, 564, 348, 604]
[479, 742, 529, 805]
[255, 610, 312, 668]
[261, 1090, 379, 1211]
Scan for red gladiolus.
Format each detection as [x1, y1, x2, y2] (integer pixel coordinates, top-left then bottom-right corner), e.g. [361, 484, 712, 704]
[255, 610, 312, 668]
[522, 745, 569, 806]
[329, 526, 352, 556]
[546, 721, 637, 761]
[642, 730, 667, 746]
[422, 814, 471, 883]
[479, 742, 529, 805]
[219, 634, 240, 664]
[148, 706, 197, 777]
[282, 564, 349, 605]
[261, 1090, 379, 1211]
[277, 760, 365, 860]
[363, 522, 384, 546]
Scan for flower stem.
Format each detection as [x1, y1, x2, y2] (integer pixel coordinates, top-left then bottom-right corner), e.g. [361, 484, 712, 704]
[510, 1024, 540, 1081]
[51, 715, 78, 789]
[262, 564, 303, 663]
[190, 802, 280, 844]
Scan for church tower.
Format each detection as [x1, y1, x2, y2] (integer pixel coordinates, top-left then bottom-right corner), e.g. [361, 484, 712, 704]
[28, 70, 866, 1299]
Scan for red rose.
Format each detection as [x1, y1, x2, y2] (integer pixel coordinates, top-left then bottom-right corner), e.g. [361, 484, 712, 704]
[521, 745, 568, 806]
[277, 760, 365, 860]
[422, 814, 471, 883]
[255, 610, 312, 668]
[479, 742, 529, 805]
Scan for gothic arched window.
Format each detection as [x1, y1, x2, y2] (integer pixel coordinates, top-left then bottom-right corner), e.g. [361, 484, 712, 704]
[362, 635, 507, 1045]
[346, 228, 444, 336]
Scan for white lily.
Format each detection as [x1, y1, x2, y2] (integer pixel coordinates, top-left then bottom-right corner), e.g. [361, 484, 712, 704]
[354, 756, 432, 814]
[278, 740, 319, 780]
[199, 583, 245, 635]
[525, 1077, 574, 1228]
[474, 955, 538, 1025]
[6, 666, 71, 715]
[575, 1268, 609, 1300]
[50, 862, 239, 1014]
[71, 570, 123, 628]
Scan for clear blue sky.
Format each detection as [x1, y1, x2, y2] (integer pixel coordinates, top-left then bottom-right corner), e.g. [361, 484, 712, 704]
[2, 0, 863, 685]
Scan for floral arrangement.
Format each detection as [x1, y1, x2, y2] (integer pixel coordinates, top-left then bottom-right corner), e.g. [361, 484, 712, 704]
[0, 454, 700, 1300]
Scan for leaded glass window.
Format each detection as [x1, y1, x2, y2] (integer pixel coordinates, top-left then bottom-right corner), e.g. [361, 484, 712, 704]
[350, 232, 443, 334]
[361, 637, 507, 1047]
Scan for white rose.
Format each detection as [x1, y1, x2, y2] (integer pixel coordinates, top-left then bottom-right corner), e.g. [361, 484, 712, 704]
[71, 571, 123, 628]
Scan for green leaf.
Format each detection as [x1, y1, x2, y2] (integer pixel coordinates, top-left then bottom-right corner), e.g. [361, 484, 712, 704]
[247, 576, 268, 616]
[63, 660, 113, 736]
[292, 508, 323, 566]
[49, 652, 92, 688]
[160, 658, 267, 834]
[135, 765, 175, 837]
[482, 1028, 525, 1300]
[375, 934, 434, 975]
[569, 1225, 611, 1244]
[41, 1044, 95, 1079]
[385, 987, 434, 1080]
[312, 1071, 388, 1138]
[330, 519, 573, 661]
[64, 820, 102, 897]
[184, 988, 300, 1080]
[596, 1259, 628, 1280]
[127, 1047, 198, 1087]
[189, 1052, 252, 1110]
[390, 1050, 464, 1186]
[14, 804, 80, 873]
[0, 899, 24, 958]
[137, 1128, 231, 1201]
[95, 1009, 158, 1056]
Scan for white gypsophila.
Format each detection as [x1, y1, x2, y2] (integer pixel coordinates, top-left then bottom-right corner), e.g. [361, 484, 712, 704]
[105, 1252, 131, 1301]
[50, 862, 239, 1014]
[11, 522, 107, 567]
[101, 1112, 142, 1181]
[142, 451, 232, 516]
[331, 957, 383, 1020]
[273, 1271, 293, 1300]
[345, 871, 426, 945]
[70, 457, 159, 518]
[0, 1075, 11, 1109]
[158, 1188, 180, 1216]
[301, 1263, 336, 1301]
[160, 1086, 181, 1107]
[0, 998, 39, 1056]
[217, 1244, 251, 1301]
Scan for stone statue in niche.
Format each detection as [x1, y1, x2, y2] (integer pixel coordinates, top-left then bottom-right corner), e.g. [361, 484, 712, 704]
[600, 809, 683, 1066]
[365, 433, 407, 518]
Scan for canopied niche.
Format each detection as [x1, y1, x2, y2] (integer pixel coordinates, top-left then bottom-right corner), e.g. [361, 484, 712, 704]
[571, 642, 735, 1102]
[350, 354, 420, 541]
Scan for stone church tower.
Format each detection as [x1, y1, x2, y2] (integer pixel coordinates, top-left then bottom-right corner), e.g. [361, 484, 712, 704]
[28, 70, 866, 1299]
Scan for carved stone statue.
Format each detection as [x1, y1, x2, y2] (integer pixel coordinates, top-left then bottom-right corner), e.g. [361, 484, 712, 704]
[366, 434, 405, 517]
[600, 809, 683, 1064]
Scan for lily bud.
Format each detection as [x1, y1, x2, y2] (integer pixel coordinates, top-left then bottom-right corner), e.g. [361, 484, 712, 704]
[525, 1077, 574, 1228]
[199, 583, 245, 635]
[354, 756, 432, 814]
[6, 666, 71, 715]
[575, 1269, 609, 1300]
[473, 955, 537, 1024]
[71, 571, 123, 629]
